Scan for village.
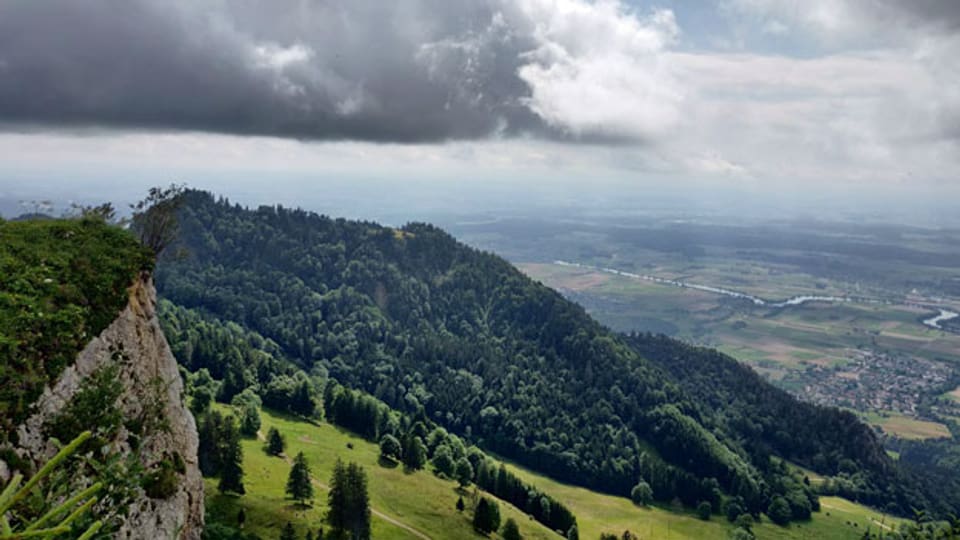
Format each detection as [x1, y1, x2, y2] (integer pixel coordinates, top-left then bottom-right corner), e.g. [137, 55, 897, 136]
[789, 348, 956, 422]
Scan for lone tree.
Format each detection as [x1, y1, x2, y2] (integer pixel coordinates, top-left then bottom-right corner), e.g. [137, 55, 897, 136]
[280, 522, 297, 540]
[240, 402, 261, 438]
[630, 481, 653, 506]
[455, 457, 474, 487]
[130, 183, 186, 256]
[267, 426, 286, 456]
[218, 416, 246, 495]
[501, 517, 523, 540]
[379, 434, 401, 462]
[697, 501, 712, 520]
[327, 460, 371, 540]
[456, 496, 465, 512]
[286, 452, 315, 506]
[473, 497, 501, 535]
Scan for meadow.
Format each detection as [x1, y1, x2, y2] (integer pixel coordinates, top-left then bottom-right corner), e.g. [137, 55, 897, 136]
[206, 405, 560, 540]
[209, 406, 906, 540]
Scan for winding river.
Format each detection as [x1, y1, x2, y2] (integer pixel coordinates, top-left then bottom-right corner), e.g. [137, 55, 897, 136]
[923, 309, 960, 330]
[554, 260, 850, 308]
[554, 260, 960, 332]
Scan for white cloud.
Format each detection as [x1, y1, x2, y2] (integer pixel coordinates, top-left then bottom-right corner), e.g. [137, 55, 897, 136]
[512, 1, 683, 140]
[761, 19, 789, 36]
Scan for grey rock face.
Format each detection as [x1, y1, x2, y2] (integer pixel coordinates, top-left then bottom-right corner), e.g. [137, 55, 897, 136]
[15, 274, 204, 539]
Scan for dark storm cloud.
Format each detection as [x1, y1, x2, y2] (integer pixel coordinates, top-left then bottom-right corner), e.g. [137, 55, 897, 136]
[882, 0, 960, 30]
[0, 0, 552, 142]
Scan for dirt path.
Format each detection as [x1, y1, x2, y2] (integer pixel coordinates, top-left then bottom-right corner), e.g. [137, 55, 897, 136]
[259, 432, 431, 540]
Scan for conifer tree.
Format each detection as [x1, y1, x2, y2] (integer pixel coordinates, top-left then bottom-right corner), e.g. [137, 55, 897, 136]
[327, 460, 371, 540]
[280, 522, 297, 540]
[218, 416, 246, 494]
[473, 497, 501, 534]
[502, 518, 523, 540]
[286, 451, 315, 506]
[267, 426, 286, 456]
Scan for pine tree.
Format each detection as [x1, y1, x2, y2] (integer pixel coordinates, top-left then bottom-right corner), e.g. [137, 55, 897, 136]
[267, 426, 286, 456]
[240, 402, 261, 437]
[345, 462, 371, 540]
[473, 497, 501, 534]
[456, 496, 465, 512]
[327, 460, 349, 535]
[502, 517, 522, 540]
[198, 410, 225, 476]
[218, 416, 246, 495]
[293, 378, 316, 417]
[280, 522, 297, 540]
[286, 451, 314, 506]
[327, 460, 371, 540]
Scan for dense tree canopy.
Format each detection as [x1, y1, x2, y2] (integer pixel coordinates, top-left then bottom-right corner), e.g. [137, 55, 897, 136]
[154, 190, 950, 520]
[155, 192, 760, 508]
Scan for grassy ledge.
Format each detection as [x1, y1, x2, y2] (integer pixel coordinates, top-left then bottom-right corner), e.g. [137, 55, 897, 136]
[0, 218, 153, 440]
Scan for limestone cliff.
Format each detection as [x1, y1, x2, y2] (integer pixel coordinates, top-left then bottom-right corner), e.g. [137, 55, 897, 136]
[12, 273, 204, 539]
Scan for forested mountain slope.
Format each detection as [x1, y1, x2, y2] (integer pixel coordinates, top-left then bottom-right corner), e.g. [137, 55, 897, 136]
[624, 334, 944, 515]
[155, 190, 925, 519]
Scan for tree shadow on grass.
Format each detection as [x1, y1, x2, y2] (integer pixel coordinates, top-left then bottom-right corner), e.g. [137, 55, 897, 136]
[378, 455, 399, 469]
[283, 502, 314, 513]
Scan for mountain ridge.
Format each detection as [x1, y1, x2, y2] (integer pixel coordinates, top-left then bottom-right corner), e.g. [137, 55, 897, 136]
[154, 189, 936, 523]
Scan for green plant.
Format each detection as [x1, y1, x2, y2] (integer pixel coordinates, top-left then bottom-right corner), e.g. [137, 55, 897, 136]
[0, 219, 152, 442]
[44, 363, 123, 451]
[142, 453, 182, 499]
[0, 431, 103, 539]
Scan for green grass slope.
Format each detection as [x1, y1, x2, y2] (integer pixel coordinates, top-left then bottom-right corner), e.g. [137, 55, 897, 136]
[211, 406, 904, 540]
[206, 406, 561, 540]
[502, 460, 906, 540]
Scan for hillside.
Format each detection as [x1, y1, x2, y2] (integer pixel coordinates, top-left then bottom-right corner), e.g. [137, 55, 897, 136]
[211, 404, 906, 540]
[207, 404, 561, 540]
[623, 333, 939, 515]
[154, 190, 923, 521]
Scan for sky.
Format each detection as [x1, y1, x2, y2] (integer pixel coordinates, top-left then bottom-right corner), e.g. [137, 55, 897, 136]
[0, 0, 958, 220]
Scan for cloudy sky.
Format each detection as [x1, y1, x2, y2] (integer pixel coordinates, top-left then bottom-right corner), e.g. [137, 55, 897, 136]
[0, 0, 958, 211]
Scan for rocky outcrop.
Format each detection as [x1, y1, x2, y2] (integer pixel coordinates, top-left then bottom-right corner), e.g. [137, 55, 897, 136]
[13, 273, 203, 539]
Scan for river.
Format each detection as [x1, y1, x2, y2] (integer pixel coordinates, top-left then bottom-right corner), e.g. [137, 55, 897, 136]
[922, 309, 960, 330]
[555, 260, 852, 308]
